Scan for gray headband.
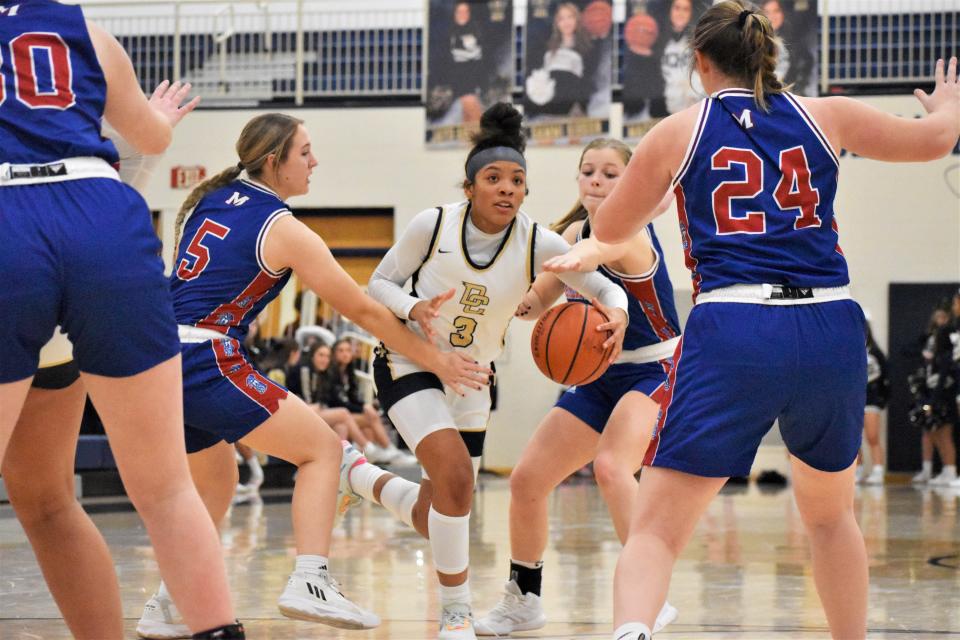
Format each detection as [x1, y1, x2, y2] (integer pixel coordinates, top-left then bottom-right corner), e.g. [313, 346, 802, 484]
[465, 146, 526, 182]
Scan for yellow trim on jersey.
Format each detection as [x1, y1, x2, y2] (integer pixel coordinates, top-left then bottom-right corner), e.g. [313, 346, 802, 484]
[526, 222, 538, 284]
[459, 204, 516, 273]
[38, 357, 74, 369]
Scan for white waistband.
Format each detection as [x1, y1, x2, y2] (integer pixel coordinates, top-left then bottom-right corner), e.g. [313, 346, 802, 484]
[0, 157, 119, 186]
[616, 336, 680, 364]
[178, 325, 229, 343]
[696, 284, 851, 306]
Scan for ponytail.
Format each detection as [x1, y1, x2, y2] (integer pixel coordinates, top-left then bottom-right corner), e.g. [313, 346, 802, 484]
[692, 1, 787, 111]
[172, 165, 242, 255]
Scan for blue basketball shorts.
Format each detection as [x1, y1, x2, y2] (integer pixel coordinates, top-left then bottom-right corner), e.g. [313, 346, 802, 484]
[181, 338, 288, 453]
[555, 359, 671, 433]
[0, 178, 179, 382]
[646, 300, 866, 477]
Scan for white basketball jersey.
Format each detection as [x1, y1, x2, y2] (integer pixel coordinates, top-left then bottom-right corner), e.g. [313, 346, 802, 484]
[406, 201, 537, 365]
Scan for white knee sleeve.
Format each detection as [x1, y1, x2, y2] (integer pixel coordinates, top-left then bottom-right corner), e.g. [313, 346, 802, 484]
[379, 476, 419, 528]
[428, 506, 470, 575]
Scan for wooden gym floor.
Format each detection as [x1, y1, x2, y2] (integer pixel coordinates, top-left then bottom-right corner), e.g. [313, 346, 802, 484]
[1, 476, 959, 639]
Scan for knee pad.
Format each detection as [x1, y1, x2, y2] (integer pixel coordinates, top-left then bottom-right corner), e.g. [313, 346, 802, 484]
[427, 506, 470, 575]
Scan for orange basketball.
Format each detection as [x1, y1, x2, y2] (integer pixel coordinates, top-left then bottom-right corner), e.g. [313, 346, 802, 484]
[581, 1, 613, 39]
[531, 302, 613, 386]
[624, 13, 658, 55]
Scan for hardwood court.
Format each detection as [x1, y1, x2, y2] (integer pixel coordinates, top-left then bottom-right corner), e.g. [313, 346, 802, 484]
[1, 477, 959, 639]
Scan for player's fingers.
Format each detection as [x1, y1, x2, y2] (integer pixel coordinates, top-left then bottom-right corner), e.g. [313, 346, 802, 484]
[173, 81, 193, 102]
[934, 58, 945, 85]
[180, 95, 202, 115]
[150, 79, 170, 100]
[948, 56, 957, 84]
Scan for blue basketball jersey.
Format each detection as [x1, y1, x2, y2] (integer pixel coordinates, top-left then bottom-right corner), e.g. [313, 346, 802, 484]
[170, 179, 292, 341]
[674, 90, 848, 299]
[0, 0, 117, 164]
[567, 219, 681, 351]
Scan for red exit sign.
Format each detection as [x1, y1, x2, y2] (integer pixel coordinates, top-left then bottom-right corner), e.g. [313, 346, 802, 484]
[170, 165, 206, 189]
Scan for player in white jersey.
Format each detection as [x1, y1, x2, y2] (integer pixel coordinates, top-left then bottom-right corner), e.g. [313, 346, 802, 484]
[0, 80, 201, 640]
[340, 103, 629, 639]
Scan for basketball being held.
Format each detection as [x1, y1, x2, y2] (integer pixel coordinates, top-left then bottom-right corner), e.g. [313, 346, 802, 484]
[531, 301, 613, 386]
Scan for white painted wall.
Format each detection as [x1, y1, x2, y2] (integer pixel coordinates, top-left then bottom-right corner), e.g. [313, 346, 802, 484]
[144, 95, 960, 470]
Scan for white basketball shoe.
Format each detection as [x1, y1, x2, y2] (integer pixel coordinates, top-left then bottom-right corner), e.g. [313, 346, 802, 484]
[278, 569, 380, 629]
[439, 602, 477, 639]
[338, 441, 365, 517]
[474, 580, 545, 635]
[136, 592, 191, 639]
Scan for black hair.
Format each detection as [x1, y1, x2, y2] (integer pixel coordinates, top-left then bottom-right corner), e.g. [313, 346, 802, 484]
[463, 103, 526, 182]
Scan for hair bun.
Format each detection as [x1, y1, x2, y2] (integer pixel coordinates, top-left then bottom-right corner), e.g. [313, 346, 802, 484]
[473, 102, 526, 153]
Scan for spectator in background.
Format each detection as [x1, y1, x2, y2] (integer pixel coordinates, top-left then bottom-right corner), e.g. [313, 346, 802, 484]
[913, 307, 957, 485]
[857, 314, 889, 485]
[329, 338, 414, 465]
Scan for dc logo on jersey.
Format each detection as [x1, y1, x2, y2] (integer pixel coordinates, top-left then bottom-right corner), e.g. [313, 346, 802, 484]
[237, 296, 254, 309]
[222, 341, 236, 357]
[245, 374, 267, 394]
[216, 312, 235, 325]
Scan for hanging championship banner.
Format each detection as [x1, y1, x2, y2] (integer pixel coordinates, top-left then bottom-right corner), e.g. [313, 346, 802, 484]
[523, 0, 613, 145]
[426, 0, 515, 147]
[621, 0, 709, 140]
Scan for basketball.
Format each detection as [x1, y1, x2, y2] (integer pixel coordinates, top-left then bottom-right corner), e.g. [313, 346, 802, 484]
[581, 1, 613, 39]
[531, 302, 613, 386]
[624, 13, 659, 55]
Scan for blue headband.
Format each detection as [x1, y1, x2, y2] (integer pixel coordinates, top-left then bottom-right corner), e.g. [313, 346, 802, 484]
[465, 146, 526, 181]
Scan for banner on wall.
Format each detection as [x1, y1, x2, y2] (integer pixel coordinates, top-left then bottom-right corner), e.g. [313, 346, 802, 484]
[523, 0, 614, 145]
[621, 0, 818, 141]
[425, 0, 514, 147]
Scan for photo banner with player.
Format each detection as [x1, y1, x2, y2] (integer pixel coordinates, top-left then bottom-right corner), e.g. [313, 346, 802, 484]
[523, 0, 614, 145]
[425, 0, 515, 147]
[621, 0, 819, 141]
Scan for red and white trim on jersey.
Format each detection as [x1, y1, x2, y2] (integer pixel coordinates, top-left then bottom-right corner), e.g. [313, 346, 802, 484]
[256, 208, 292, 277]
[197, 270, 283, 334]
[643, 338, 684, 468]
[782, 92, 840, 168]
[607, 246, 679, 345]
[672, 99, 712, 187]
[831, 218, 845, 256]
[210, 338, 287, 415]
[674, 184, 702, 301]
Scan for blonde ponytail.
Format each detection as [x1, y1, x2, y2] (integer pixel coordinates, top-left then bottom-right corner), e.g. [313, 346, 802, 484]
[172, 165, 242, 255]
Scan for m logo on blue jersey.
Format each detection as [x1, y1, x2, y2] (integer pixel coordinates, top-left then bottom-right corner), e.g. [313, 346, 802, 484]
[736, 109, 754, 130]
[226, 192, 250, 207]
[245, 374, 267, 394]
[0, 5, 21, 16]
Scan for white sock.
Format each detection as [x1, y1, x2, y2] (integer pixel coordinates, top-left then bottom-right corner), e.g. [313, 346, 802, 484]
[428, 506, 470, 575]
[294, 554, 329, 576]
[246, 456, 263, 487]
[613, 622, 653, 640]
[348, 459, 390, 502]
[922, 460, 933, 475]
[871, 464, 883, 474]
[439, 580, 471, 607]
[379, 476, 419, 528]
[944, 465, 957, 476]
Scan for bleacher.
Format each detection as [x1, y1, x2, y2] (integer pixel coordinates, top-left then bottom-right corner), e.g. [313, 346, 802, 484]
[99, 4, 957, 106]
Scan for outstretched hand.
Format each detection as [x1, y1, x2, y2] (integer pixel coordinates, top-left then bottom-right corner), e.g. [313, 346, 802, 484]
[435, 352, 493, 396]
[409, 288, 455, 343]
[542, 252, 584, 274]
[149, 80, 201, 128]
[914, 57, 959, 117]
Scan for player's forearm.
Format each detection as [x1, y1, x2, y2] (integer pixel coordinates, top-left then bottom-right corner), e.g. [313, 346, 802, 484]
[352, 298, 441, 371]
[366, 276, 419, 320]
